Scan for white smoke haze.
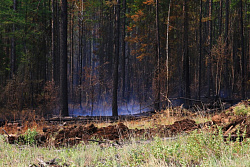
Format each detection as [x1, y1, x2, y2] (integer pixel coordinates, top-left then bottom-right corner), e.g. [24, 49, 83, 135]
[68, 99, 152, 116]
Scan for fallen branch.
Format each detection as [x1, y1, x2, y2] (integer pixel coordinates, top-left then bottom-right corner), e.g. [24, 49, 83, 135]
[2, 129, 9, 137]
[36, 158, 48, 166]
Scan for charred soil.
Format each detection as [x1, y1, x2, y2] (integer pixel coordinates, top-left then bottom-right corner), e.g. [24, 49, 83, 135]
[1, 100, 249, 147]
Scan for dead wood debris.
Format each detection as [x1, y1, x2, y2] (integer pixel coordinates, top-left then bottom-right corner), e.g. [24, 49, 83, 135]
[1, 100, 249, 146]
[29, 157, 69, 167]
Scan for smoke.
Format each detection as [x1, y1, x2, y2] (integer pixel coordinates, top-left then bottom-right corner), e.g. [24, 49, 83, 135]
[68, 100, 152, 116]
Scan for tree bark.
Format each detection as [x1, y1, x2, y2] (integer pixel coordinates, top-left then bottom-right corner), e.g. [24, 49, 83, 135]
[183, 0, 190, 106]
[121, 0, 126, 100]
[60, 0, 68, 116]
[10, 0, 17, 79]
[199, 0, 202, 99]
[154, 0, 160, 111]
[239, 0, 245, 98]
[112, 0, 120, 116]
[165, 0, 171, 99]
[219, 0, 222, 36]
[207, 0, 213, 97]
[224, 0, 230, 98]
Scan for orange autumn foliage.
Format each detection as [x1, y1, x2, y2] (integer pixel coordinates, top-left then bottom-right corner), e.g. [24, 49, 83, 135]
[143, 0, 154, 5]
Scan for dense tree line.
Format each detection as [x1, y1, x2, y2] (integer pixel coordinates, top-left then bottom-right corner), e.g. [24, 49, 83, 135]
[0, 0, 249, 117]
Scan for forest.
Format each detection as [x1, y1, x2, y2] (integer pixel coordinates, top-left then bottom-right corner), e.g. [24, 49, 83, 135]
[0, 0, 250, 118]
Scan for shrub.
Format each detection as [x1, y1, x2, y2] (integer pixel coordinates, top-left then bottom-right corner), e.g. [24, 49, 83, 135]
[234, 105, 250, 116]
[21, 128, 38, 145]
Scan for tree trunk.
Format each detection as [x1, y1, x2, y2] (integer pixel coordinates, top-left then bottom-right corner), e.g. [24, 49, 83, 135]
[112, 0, 120, 116]
[240, 0, 245, 98]
[207, 0, 213, 97]
[183, 0, 190, 106]
[78, 11, 82, 108]
[154, 0, 160, 111]
[121, 0, 126, 101]
[219, 0, 222, 36]
[199, 0, 202, 99]
[166, 0, 171, 99]
[60, 0, 68, 116]
[10, 0, 17, 79]
[53, 0, 60, 85]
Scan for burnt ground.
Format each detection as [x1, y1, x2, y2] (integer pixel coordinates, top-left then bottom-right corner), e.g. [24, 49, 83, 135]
[1, 100, 249, 147]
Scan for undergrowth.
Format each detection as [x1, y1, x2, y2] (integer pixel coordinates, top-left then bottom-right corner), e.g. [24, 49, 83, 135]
[0, 130, 249, 167]
[20, 128, 38, 145]
[234, 104, 250, 116]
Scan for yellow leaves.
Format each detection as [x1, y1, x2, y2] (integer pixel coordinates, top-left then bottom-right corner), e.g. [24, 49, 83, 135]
[105, 0, 117, 7]
[143, 0, 154, 5]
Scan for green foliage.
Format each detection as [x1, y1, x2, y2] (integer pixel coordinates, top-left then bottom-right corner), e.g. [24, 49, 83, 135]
[20, 128, 38, 145]
[1, 131, 250, 166]
[234, 105, 250, 116]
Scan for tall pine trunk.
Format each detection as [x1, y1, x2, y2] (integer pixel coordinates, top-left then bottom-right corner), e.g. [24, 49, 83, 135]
[121, 0, 126, 101]
[60, 0, 68, 116]
[112, 0, 120, 116]
[199, 0, 202, 99]
[165, 0, 171, 99]
[183, 0, 190, 106]
[207, 0, 213, 97]
[154, 0, 160, 111]
[10, 0, 17, 79]
[240, 0, 245, 98]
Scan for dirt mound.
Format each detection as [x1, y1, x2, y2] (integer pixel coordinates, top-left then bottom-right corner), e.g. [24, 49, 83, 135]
[3, 119, 201, 147]
[43, 123, 130, 146]
[93, 123, 130, 140]
[211, 100, 250, 140]
[154, 119, 198, 137]
[3, 100, 249, 147]
[169, 119, 197, 132]
[132, 119, 199, 139]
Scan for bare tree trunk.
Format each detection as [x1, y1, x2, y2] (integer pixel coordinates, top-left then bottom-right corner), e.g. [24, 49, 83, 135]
[10, 0, 17, 79]
[219, 0, 222, 36]
[223, 0, 231, 98]
[154, 0, 160, 111]
[121, 0, 126, 100]
[60, 0, 68, 116]
[207, 0, 213, 97]
[240, 0, 245, 98]
[70, 8, 74, 101]
[112, 0, 120, 116]
[78, 11, 82, 108]
[183, 0, 190, 106]
[199, 0, 202, 99]
[51, 0, 55, 81]
[165, 0, 171, 99]
[53, 0, 60, 85]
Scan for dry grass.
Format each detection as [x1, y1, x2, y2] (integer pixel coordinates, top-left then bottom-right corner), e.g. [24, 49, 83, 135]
[1, 107, 212, 136]
[97, 108, 212, 130]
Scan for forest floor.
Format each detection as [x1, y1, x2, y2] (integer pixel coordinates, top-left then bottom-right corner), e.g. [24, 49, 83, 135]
[0, 100, 249, 166]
